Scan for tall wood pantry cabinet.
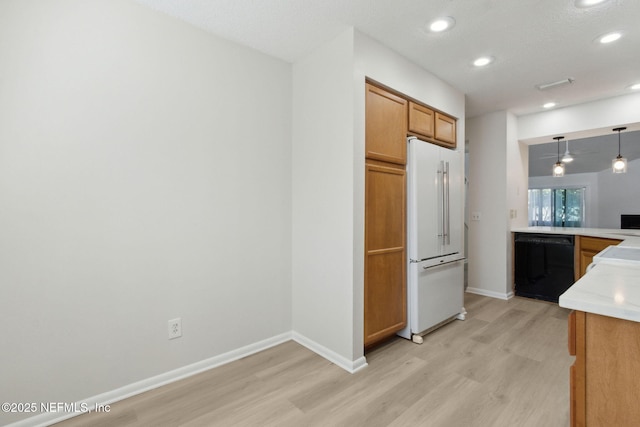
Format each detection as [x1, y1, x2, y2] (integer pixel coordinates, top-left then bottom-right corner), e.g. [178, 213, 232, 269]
[364, 82, 407, 347]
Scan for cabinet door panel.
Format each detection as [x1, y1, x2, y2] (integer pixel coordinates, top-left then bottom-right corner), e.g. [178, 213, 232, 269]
[364, 162, 406, 347]
[434, 112, 456, 148]
[577, 236, 622, 278]
[365, 163, 406, 250]
[585, 313, 640, 425]
[365, 83, 408, 165]
[408, 101, 434, 139]
[364, 250, 406, 345]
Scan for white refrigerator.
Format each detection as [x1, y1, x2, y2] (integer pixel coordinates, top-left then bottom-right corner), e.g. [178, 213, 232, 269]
[398, 136, 466, 344]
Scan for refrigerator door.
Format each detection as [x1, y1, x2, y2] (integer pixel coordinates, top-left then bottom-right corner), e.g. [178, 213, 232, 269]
[410, 259, 464, 334]
[441, 147, 463, 259]
[408, 138, 441, 261]
[408, 137, 463, 267]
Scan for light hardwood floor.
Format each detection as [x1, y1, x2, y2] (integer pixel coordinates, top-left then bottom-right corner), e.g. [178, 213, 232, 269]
[54, 293, 572, 427]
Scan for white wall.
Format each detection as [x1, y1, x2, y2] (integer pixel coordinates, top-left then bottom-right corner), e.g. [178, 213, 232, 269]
[505, 112, 528, 290]
[467, 111, 513, 299]
[0, 1, 292, 425]
[354, 34, 465, 123]
[291, 29, 362, 369]
[506, 112, 529, 229]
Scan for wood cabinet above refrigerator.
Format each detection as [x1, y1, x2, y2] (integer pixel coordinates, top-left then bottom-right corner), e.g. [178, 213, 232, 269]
[365, 83, 408, 165]
[408, 100, 457, 149]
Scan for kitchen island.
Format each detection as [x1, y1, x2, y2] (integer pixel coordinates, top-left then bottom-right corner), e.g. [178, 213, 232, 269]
[513, 226, 640, 426]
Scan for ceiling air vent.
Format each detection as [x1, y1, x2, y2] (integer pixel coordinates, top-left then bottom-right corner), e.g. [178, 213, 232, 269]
[535, 78, 575, 91]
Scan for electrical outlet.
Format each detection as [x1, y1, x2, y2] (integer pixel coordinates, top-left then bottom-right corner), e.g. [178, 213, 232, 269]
[168, 318, 182, 340]
[471, 212, 481, 221]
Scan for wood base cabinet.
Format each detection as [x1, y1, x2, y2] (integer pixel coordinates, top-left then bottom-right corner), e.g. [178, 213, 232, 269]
[575, 236, 623, 279]
[568, 310, 640, 426]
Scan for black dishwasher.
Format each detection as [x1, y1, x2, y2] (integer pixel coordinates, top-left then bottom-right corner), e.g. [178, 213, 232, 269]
[514, 233, 575, 303]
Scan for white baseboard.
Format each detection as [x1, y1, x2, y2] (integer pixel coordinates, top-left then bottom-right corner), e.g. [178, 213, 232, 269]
[292, 332, 368, 374]
[466, 287, 514, 300]
[8, 332, 292, 427]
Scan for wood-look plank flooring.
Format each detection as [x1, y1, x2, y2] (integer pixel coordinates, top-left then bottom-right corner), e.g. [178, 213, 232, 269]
[54, 294, 572, 427]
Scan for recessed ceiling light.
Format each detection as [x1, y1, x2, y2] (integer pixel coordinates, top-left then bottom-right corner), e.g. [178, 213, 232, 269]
[629, 83, 640, 90]
[575, 0, 610, 8]
[598, 32, 622, 44]
[543, 102, 556, 109]
[473, 56, 494, 67]
[429, 17, 456, 33]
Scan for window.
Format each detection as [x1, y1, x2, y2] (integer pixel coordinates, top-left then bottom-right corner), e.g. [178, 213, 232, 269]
[528, 188, 585, 227]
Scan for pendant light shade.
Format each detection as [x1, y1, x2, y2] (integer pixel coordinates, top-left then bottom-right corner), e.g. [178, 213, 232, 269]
[613, 156, 627, 173]
[552, 136, 565, 177]
[553, 162, 565, 177]
[612, 127, 627, 173]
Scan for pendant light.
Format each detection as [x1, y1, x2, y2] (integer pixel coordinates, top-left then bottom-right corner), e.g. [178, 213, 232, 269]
[552, 136, 565, 177]
[612, 127, 627, 173]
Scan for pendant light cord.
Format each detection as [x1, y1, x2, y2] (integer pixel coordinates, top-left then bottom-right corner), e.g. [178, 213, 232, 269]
[553, 136, 564, 162]
[613, 126, 627, 157]
[618, 129, 621, 156]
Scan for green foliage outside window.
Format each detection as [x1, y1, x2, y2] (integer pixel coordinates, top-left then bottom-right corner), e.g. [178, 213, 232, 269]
[528, 188, 585, 227]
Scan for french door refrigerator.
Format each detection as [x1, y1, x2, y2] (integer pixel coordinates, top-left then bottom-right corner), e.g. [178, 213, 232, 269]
[398, 136, 466, 344]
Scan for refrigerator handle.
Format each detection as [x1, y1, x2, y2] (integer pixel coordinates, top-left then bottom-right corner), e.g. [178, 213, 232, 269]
[445, 161, 450, 245]
[422, 257, 465, 269]
[438, 161, 445, 244]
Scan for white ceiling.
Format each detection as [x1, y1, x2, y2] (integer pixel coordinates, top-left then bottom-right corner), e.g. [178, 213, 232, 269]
[133, 0, 640, 118]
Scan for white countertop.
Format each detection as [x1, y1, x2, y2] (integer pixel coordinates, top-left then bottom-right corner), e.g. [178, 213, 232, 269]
[511, 226, 640, 322]
[559, 262, 640, 322]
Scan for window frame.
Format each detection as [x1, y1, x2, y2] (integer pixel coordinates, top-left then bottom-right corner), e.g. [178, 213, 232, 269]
[528, 186, 586, 227]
